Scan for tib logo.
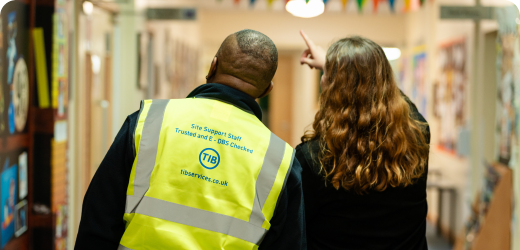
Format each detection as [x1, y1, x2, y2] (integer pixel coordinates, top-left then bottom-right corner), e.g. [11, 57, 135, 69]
[199, 148, 220, 170]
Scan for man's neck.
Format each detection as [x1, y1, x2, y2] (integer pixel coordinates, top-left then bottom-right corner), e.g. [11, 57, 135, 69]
[208, 74, 258, 99]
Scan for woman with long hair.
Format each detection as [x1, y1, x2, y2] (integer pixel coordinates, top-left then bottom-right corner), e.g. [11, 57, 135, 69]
[297, 31, 430, 250]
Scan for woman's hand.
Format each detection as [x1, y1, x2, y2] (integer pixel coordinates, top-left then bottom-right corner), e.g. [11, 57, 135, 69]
[300, 30, 326, 70]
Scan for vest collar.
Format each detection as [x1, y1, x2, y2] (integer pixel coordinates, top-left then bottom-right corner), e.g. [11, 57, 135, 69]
[186, 83, 263, 121]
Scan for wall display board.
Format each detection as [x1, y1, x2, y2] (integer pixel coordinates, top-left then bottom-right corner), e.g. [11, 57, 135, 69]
[495, 7, 520, 167]
[168, 39, 199, 98]
[397, 56, 409, 93]
[52, 0, 69, 249]
[0, 2, 30, 249]
[433, 39, 467, 154]
[412, 46, 427, 117]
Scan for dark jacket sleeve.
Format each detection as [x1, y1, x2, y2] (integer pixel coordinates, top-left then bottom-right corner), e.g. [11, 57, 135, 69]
[259, 158, 307, 250]
[75, 112, 138, 250]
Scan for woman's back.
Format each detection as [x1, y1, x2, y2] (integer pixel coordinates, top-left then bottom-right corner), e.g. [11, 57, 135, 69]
[296, 96, 430, 250]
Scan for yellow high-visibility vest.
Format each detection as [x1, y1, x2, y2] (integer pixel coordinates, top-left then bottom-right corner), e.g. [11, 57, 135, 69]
[118, 98, 295, 250]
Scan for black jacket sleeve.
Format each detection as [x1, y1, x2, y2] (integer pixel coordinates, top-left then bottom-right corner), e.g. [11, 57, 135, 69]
[75, 111, 306, 250]
[259, 158, 307, 250]
[74, 112, 138, 250]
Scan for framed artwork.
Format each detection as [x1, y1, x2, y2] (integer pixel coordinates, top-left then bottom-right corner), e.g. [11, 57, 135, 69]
[433, 38, 467, 153]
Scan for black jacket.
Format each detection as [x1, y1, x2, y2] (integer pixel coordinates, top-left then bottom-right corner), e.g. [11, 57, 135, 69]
[75, 83, 306, 250]
[296, 94, 430, 250]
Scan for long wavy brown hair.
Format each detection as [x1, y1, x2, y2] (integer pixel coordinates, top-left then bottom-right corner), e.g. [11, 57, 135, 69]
[302, 36, 430, 194]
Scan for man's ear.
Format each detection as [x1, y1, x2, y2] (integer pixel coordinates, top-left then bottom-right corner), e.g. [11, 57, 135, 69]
[257, 81, 274, 99]
[206, 57, 218, 83]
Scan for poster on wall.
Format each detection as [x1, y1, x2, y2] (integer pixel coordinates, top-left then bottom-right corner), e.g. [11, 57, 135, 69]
[1, 159, 17, 248]
[14, 199, 26, 237]
[1, 1, 29, 136]
[397, 55, 409, 94]
[412, 46, 427, 117]
[53, 1, 70, 249]
[495, 7, 520, 167]
[18, 151, 27, 200]
[53, 0, 69, 118]
[433, 38, 467, 153]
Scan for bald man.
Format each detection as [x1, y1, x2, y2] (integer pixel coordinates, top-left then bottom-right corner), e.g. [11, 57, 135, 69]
[75, 29, 306, 250]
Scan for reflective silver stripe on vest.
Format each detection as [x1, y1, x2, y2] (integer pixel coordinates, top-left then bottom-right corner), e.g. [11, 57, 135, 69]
[118, 245, 133, 250]
[135, 196, 267, 245]
[249, 133, 286, 227]
[125, 100, 290, 246]
[126, 99, 169, 214]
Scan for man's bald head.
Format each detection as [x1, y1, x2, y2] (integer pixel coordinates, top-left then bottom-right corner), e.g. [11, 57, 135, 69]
[214, 29, 278, 95]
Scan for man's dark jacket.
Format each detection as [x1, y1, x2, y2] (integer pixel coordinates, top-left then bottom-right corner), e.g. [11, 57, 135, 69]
[74, 83, 307, 250]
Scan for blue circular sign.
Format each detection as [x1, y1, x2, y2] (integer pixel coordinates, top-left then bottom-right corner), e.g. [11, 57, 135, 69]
[199, 148, 220, 170]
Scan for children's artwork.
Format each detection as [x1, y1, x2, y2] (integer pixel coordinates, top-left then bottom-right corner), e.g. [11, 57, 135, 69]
[14, 200, 26, 237]
[495, 6, 520, 166]
[0, 15, 4, 134]
[55, 204, 67, 250]
[18, 152, 26, 200]
[1, 160, 17, 248]
[7, 94, 14, 134]
[412, 47, 427, 117]
[433, 38, 467, 153]
[53, 9, 69, 117]
[397, 56, 409, 93]
[6, 11, 16, 86]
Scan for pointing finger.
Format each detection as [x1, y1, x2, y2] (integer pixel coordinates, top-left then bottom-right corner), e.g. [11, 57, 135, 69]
[300, 30, 316, 50]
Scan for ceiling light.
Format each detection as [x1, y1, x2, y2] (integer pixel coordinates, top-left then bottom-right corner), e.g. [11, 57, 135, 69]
[286, 0, 325, 18]
[83, 1, 94, 15]
[91, 55, 101, 74]
[383, 47, 401, 61]
[508, 0, 520, 13]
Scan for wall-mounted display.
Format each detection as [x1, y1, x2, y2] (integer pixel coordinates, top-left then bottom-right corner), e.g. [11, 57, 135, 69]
[412, 46, 427, 117]
[0, 159, 17, 248]
[433, 38, 467, 154]
[13, 57, 28, 132]
[495, 7, 520, 167]
[14, 199, 26, 237]
[7, 12, 17, 86]
[18, 152, 27, 200]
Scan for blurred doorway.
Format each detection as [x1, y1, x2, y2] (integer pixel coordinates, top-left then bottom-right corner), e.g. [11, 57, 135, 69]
[269, 55, 293, 144]
[77, 6, 115, 193]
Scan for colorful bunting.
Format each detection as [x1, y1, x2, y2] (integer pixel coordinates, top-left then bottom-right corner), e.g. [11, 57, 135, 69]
[388, 0, 396, 12]
[341, 0, 350, 10]
[373, 0, 379, 13]
[225, 0, 429, 14]
[356, 0, 366, 13]
[404, 0, 411, 12]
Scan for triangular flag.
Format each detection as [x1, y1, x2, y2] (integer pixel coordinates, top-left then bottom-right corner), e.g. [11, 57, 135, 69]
[373, 0, 379, 13]
[267, 0, 274, 7]
[420, 0, 425, 6]
[341, 0, 350, 10]
[306, 0, 310, 3]
[234, 0, 240, 5]
[404, 0, 411, 12]
[249, 0, 256, 7]
[323, 0, 329, 6]
[388, 0, 396, 12]
[356, 0, 366, 13]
